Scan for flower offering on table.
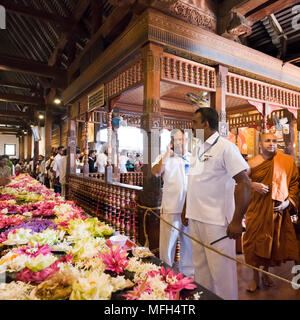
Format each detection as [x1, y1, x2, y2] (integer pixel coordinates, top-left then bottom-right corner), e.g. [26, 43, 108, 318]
[0, 174, 199, 300]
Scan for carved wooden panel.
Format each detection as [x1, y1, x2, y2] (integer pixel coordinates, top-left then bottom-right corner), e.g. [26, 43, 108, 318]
[89, 110, 107, 124]
[227, 73, 300, 109]
[61, 121, 68, 148]
[79, 96, 88, 115]
[105, 58, 143, 100]
[227, 110, 285, 129]
[161, 53, 216, 91]
[163, 118, 192, 130]
[52, 125, 60, 148]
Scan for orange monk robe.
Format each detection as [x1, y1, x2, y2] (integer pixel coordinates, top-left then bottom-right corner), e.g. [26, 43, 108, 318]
[243, 151, 299, 267]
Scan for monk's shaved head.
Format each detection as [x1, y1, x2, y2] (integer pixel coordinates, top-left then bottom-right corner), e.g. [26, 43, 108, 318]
[259, 132, 277, 158]
[259, 132, 277, 143]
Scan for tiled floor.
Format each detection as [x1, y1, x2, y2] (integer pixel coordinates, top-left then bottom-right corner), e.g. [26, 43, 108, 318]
[237, 254, 300, 300]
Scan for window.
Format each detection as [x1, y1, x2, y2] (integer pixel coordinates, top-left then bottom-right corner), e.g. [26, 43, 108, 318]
[4, 144, 16, 156]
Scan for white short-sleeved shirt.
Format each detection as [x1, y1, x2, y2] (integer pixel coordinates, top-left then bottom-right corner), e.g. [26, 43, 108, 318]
[53, 154, 63, 178]
[119, 155, 129, 173]
[186, 132, 249, 226]
[96, 153, 107, 173]
[152, 153, 190, 214]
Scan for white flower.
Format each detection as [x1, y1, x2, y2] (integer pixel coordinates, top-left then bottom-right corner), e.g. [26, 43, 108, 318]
[0, 281, 35, 300]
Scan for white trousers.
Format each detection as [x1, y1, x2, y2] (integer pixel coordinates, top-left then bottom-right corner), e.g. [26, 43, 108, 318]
[189, 219, 238, 300]
[159, 212, 194, 277]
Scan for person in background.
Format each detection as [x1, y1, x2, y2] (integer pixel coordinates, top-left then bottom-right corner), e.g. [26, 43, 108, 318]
[37, 155, 45, 184]
[57, 149, 67, 198]
[119, 150, 129, 173]
[15, 160, 23, 176]
[2, 155, 14, 176]
[29, 158, 34, 176]
[152, 129, 194, 277]
[52, 146, 64, 194]
[96, 149, 107, 174]
[134, 153, 143, 172]
[46, 154, 55, 189]
[75, 148, 83, 174]
[88, 149, 97, 173]
[0, 155, 11, 186]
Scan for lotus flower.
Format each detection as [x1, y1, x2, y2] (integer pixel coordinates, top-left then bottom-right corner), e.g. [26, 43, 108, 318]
[16, 243, 52, 257]
[100, 246, 129, 275]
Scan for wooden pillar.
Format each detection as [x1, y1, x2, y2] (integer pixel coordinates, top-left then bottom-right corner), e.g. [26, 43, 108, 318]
[211, 65, 229, 137]
[105, 110, 113, 183]
[27, 131, 32, 162]
[83, 112, 89, 177]
[139, 43, 163, 251]
[262, 103, 268, 132]
[45, 105, 53, 158]
[19, 136, 24, 160]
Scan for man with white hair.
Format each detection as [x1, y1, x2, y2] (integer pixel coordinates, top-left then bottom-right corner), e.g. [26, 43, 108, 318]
[152, 129, 194, 277]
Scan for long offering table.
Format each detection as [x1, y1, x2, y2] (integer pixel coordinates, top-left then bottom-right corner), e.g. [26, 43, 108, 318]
[0, 174, 221, 300]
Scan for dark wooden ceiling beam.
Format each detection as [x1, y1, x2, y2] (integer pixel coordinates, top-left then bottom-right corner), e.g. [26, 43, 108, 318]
[0, 80, 36, 91]
[0, 0, 75, 30]
[0, 118, 29, 126]
[0, 111, 32, 119]
[0, 54, 66, 79]
[245, 0, 300, 25]
[0, 127, 23, 133]
[91, 0, 103, 35]
[48, 0, 91, 67]
[68, 5, 132, 81]
[0, 92, 44, 105]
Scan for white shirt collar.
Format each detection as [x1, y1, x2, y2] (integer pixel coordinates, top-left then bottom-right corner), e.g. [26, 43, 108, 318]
[205, 131, 219, 145]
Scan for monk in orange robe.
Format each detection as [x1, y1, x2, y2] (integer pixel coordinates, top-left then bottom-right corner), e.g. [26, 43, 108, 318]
[243, 133, 299, 292]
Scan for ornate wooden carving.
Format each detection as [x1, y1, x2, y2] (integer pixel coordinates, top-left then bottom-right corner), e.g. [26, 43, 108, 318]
[105, 58, 143, 100]
[168, 1, 216, 32]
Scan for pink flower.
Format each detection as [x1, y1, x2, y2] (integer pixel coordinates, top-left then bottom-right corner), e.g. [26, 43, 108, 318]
[15, 253, 73, 284]
[100, 246, 129, 275]
[123, 279, 151, 300]
[16, 261, 60, 284]
[16, 244, 52, 257]
[147, 266, 197, 298]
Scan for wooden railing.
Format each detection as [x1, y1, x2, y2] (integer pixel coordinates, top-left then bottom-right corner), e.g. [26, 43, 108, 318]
[226, 72, 300, 108]
[69, 175, 142, 243]
[161, 52, 216, 91]
[120, 172, 143, 186]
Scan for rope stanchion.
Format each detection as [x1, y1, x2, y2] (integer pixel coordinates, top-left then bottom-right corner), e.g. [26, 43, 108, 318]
[138, 204, 300, 289]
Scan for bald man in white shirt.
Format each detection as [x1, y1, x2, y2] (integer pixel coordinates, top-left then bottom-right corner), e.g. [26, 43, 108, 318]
[182, 108, 251, 300]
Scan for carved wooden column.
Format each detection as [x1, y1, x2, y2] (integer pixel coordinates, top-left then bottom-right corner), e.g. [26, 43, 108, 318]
[27, 131, 32, 162]
[83, 112, 89, 177]
[45, 105, 53, 158]
[211, 65, 228, 137]
[262, 103, 268, 132]
[19, 136, 24, 160]
[139, 43, 163, 251]
[283, 109, 296, 159]
[105, 110, 113, 183]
